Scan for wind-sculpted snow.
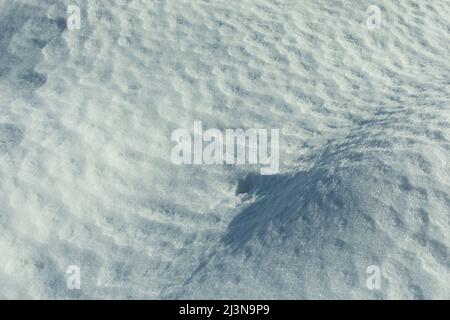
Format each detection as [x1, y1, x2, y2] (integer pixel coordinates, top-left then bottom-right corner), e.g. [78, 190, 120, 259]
[0, 0, 449, 299]
[172, 105, 450, 299]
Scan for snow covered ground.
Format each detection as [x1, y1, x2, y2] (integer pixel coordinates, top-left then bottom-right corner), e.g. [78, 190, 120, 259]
[0, 0, 449, 299]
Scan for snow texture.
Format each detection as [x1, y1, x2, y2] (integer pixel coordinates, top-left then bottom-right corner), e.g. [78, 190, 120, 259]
[0, 0, 449, 299]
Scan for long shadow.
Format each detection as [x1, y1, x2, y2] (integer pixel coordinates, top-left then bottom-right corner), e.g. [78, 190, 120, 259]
[222, 168, 327, 252]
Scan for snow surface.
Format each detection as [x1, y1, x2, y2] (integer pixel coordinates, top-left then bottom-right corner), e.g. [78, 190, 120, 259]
[0, 0, 449, 299]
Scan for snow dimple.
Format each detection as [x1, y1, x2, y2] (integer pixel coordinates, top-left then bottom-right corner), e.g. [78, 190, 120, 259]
[0, 123, 24, 152]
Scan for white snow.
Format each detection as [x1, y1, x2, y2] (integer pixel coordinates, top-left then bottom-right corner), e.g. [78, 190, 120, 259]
[0, 0, 449, 299]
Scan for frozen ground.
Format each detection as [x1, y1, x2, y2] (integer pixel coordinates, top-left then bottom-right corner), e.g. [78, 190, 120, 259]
[0, 0, 449, 299]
